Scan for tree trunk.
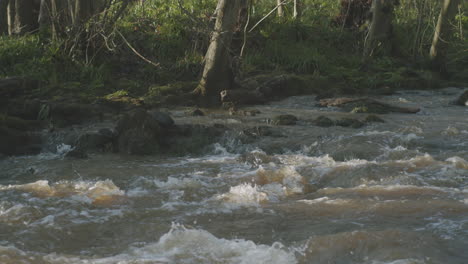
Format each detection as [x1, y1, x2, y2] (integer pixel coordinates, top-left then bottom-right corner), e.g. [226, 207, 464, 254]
[195, 0, 242, 102]
[74, 0, 93, 25]
[363, 0, 395, 57]
[11, 0, 37, 34]
[429, 0, 460, 74]
[0, 0, 8, 35]
[277, 0, 283, 17]
[39, 0, 77, 39]
[7, 0, 14, 34]
[293, 0, 301, 19]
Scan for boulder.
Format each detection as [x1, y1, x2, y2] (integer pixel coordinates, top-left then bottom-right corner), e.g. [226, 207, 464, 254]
[336, 118, 365, 128]
[456, 90, 468, 106]
[0, 127, 42, 156]
[50, 103, 102, 127]
[149, 110, 175, 127]
[190, 109, 205, 116]
[71, 129, 115, 155]
[0, 115, 44, 156]
[65, 148, 88, 159]
[313, 116, 335, 127]
[115, 109, 162, 155]
[0, 77, 40, 99]
[365, 114, 385, 123]
[271, 114, 298, 126]
[319, 97, 420, 114]
[242, 126, 285, 138]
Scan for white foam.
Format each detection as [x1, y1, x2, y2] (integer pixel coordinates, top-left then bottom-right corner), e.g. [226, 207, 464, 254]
[2, 224, 297, 264]
[154, 177, 203, 190]
[218, 183, 268, 206]
[0, 179, 124, 203]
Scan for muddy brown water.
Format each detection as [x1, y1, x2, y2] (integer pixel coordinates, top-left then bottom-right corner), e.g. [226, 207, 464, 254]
[0, 88, 467, 264]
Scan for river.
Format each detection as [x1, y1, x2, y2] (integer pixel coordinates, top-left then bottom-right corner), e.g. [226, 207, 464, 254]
[1, 88, 467, 264]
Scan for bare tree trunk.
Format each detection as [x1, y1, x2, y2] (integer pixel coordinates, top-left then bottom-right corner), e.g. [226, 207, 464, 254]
[0, 0, 8, 35]
[363, 0, 395, 57]
[293, 0, 301, 19]
[11, 0, 37, 34]
[195, 0, 242, 102]
[39, 0, 72, 39]
[429, 0, 460, 73]
[277, 0, 283, 17]
[74, 0, 93, 25]
[7, 0, 15, 34]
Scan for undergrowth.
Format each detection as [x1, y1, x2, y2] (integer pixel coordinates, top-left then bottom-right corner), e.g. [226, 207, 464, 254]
[0, 0, 467, 103]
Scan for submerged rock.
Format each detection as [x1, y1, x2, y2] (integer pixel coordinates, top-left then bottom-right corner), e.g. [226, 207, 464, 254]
[365, 114, 385, 123]
[313, 116, 335, 127]
[319, 97, 420, 114]
[336, 118, 365, 128]
[65, 148, 88, 159]
[272, 114, 298, 126]
[190, 109, 205, 116]
[115, 109, 162, 155]
[456, 90, 468, 106]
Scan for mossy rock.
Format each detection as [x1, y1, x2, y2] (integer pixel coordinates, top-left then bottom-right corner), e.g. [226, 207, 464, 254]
[336, 118, 365, 128]
[145, 81, 197, 106]
[272, 114, 298, 126]
[313, 116, 334, 127]
[456, 90, 468, 106]
[365, 114, 385, 123]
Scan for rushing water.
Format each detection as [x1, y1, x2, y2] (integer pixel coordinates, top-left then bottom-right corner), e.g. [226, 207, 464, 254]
[1, 88, 467, 264]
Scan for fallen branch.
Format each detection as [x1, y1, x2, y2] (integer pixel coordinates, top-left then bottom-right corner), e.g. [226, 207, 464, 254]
[249, 0, 290, 33]
[116, 30, 161, 68]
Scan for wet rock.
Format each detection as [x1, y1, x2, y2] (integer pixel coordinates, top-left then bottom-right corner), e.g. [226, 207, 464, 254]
[50, 103, 102, 127]
[4, 99, 43, 120]
[229, 106, 260, 116]
[272, 114, 298, 126]
[115, 109, 161, 155]
[0, 77, 40, 99]
[65, 148, 88, 159]
[73, 130, 115, 153]
[0, 127, 42, 156]
[220, 89, 265, 105]
[0, 115, 44, 156]
[165, 124, 228, 154]
[313, 116, 335, 127]
[336, 118, 365, 128]
[243, 126, 285, 138]
[456, 90, 468, 106]
[365, 114, 385, 123]
[319, 97, 420, 114]
[238, 151, 281, 167]
[149, 110, 175, 127]
[190, 109, 205, 116]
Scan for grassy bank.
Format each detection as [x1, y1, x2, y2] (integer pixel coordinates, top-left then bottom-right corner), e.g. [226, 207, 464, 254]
[1, 0, 467, 106]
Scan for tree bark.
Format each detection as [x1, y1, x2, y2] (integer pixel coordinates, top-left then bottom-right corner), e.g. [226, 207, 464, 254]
[0, 0, 8, 35]
[74, 0, 93, 25]
[429, 0, 460, 73]
[39, 0, 79, 39]
[363, 0, 395, 57]
[195, 0, 242, 102]
[7, 0, 14, 34]
[11, 0, 37, 34]
[277, 0, 283, 17]
[293, 0, 301, 19]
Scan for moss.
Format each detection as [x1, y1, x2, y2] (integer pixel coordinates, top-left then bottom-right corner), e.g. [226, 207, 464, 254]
[145, 81, 197, 106]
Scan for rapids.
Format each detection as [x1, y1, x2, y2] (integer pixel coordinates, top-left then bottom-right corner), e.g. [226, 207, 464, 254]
[0, 88, 467, 264]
